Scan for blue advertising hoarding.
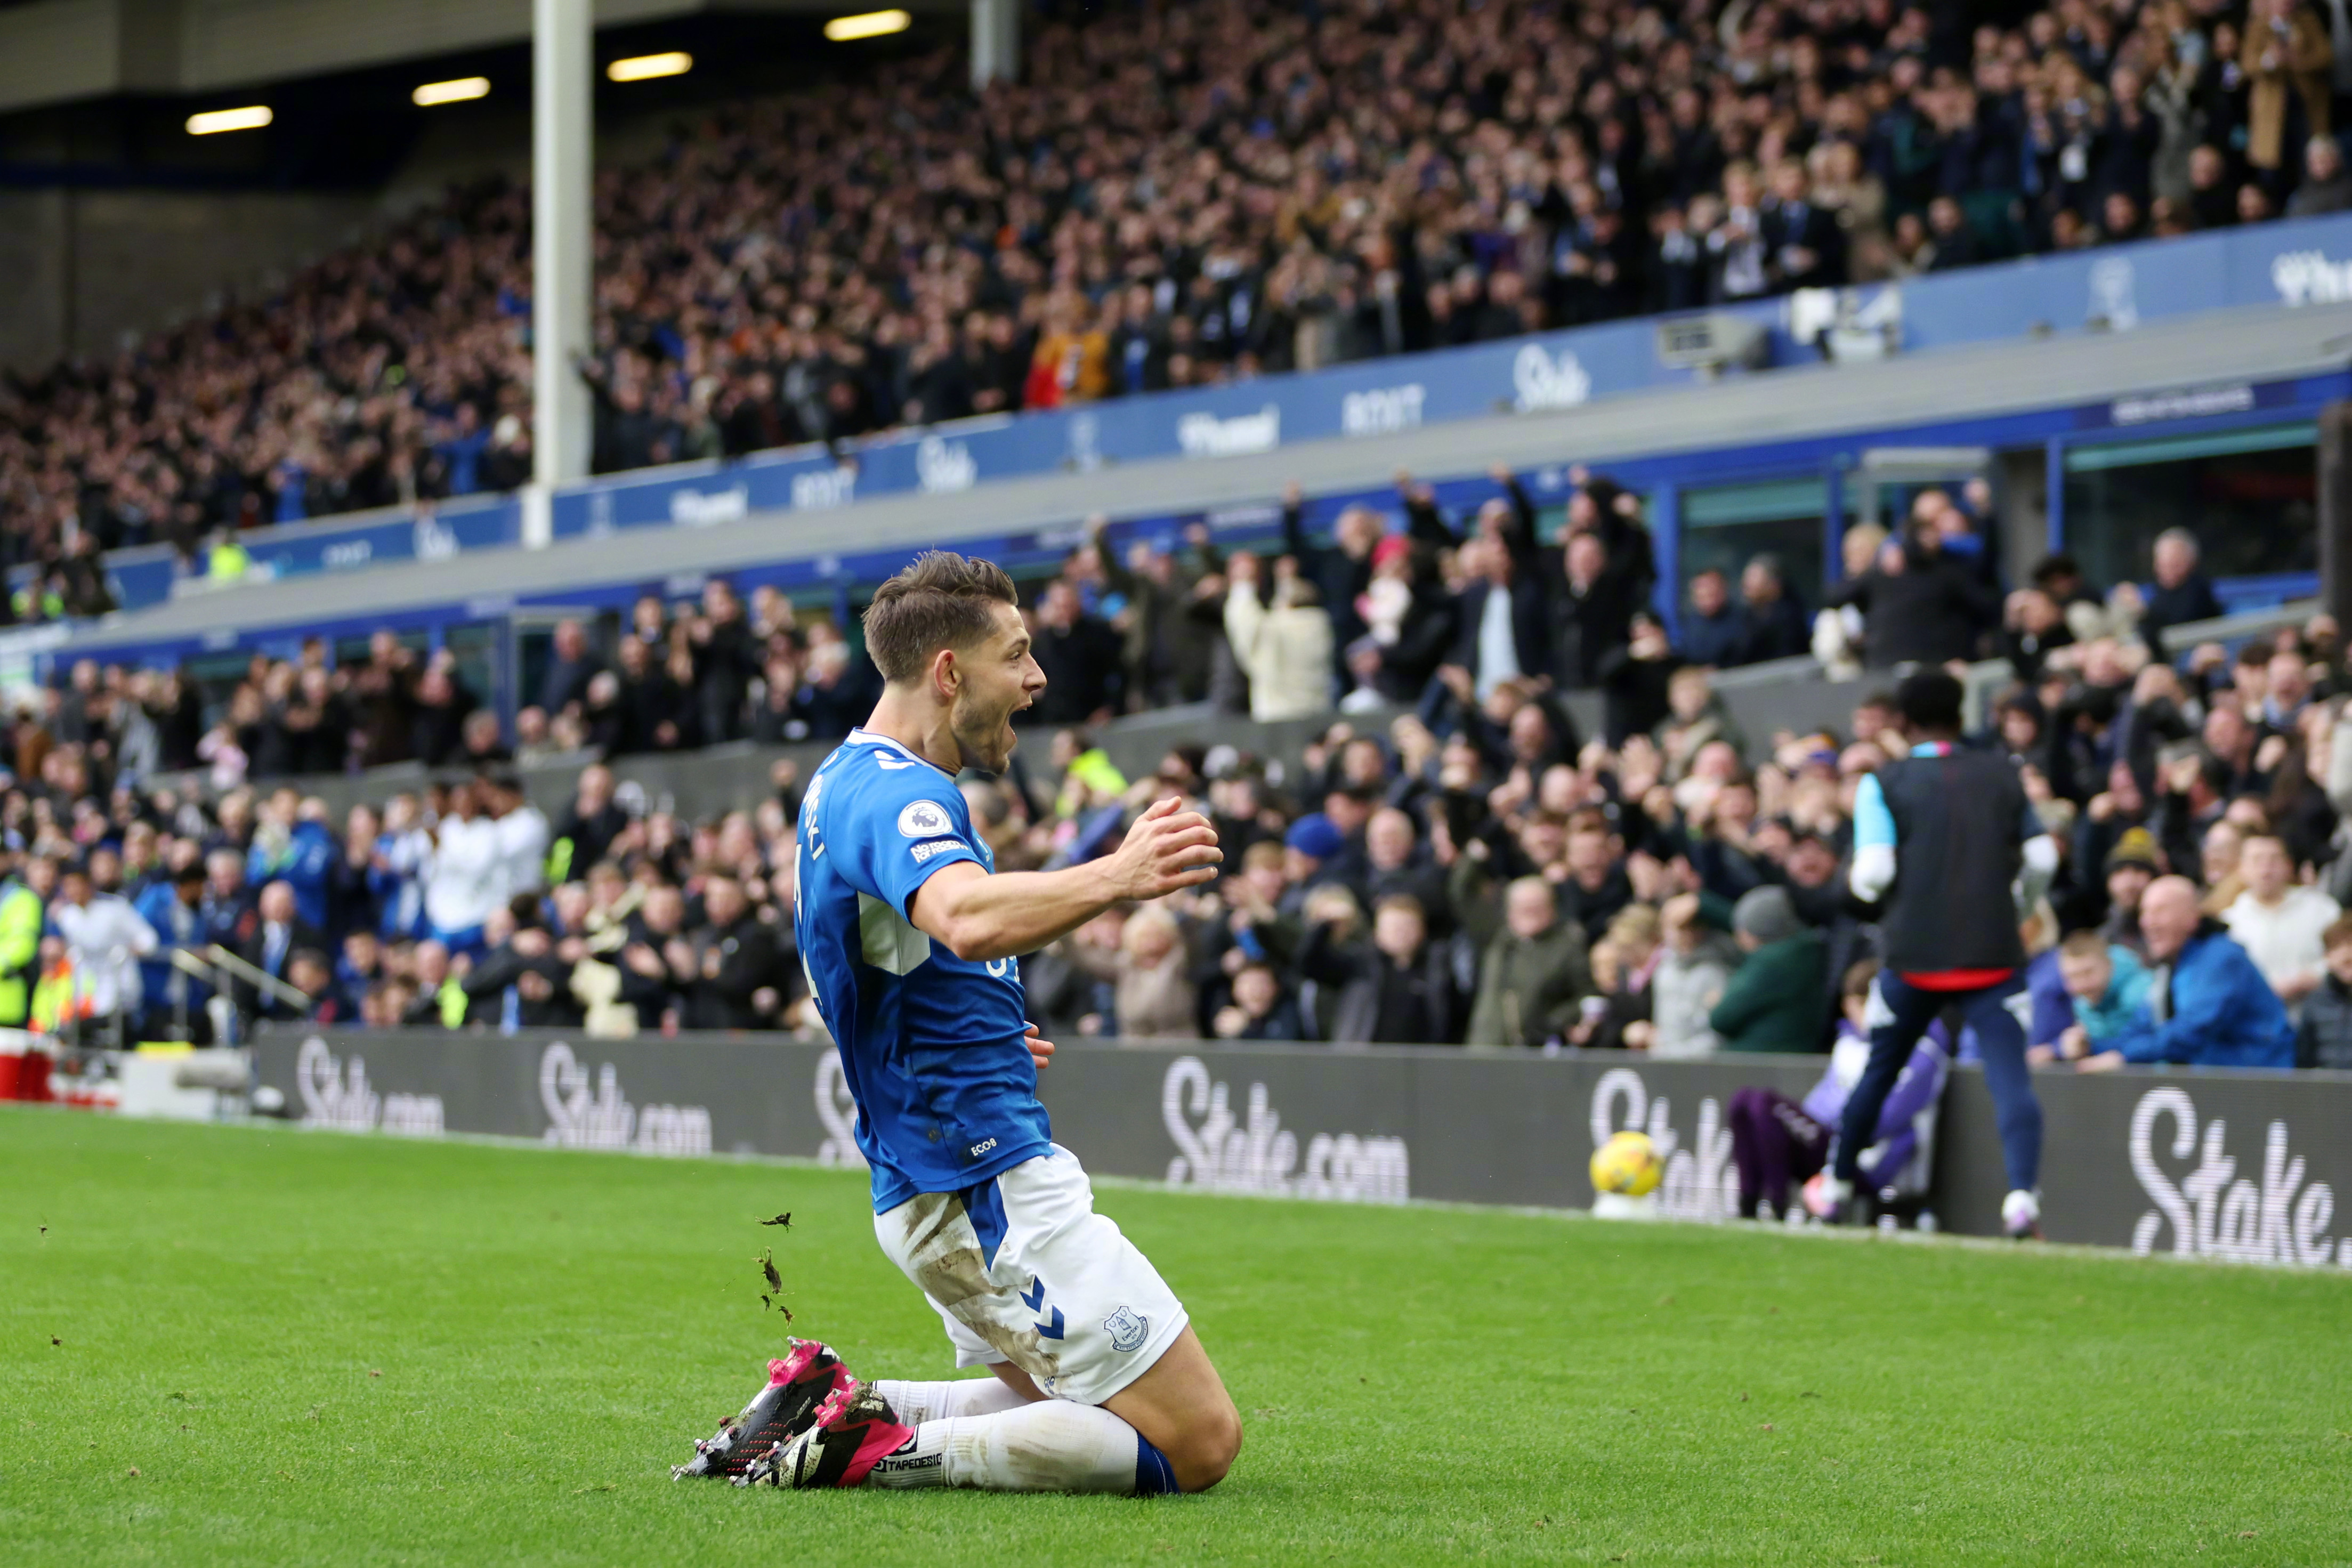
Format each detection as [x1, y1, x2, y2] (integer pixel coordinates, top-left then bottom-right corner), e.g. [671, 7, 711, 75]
[53, 497, 523, 617]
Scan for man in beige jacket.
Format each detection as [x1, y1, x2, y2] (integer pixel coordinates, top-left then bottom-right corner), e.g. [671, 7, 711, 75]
[1224, 553, 1335, 721]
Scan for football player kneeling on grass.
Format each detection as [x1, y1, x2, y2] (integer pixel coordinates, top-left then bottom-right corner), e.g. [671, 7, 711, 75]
[672, 553, 1239, 1497]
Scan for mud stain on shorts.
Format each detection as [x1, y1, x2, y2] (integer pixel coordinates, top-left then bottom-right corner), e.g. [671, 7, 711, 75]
[896, 1191, 1061, 1382]
[898, 1192, 992, 1307]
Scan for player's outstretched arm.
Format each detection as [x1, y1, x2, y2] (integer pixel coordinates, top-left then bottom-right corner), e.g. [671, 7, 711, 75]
[910, 796, 1221, 963]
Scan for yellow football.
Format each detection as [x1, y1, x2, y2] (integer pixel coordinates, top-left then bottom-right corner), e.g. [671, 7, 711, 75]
[1590, 1130, 1663, 1197]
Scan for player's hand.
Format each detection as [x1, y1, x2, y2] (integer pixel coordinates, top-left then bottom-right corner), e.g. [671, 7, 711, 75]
[1106, 796, 1222, 900]
[1024, 1019, 1055, 1071]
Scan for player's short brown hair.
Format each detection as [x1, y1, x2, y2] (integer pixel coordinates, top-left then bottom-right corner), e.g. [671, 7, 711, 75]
[2325, 914, 2352, 953]
[861, 552, 1019, 683]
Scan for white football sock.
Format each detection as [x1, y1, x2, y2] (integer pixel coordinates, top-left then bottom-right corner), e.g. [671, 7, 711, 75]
[871, 1376, 1034, 1426]
[867, 1401, 1145, 1493]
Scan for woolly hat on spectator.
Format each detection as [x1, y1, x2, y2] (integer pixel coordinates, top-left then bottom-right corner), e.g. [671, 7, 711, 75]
[1732, 886, 1803, 945]
[2106, 828, 2162, 875]
[1371, 536, 1412, 571]
[1284, 812, 1344, 861]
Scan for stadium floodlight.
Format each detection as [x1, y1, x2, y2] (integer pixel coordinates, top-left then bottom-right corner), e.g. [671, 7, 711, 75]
[185, 106, 272, 135]
[413, 77, 491, 107]
[825, 9, 911, 41]
[606, 51, 692, 82]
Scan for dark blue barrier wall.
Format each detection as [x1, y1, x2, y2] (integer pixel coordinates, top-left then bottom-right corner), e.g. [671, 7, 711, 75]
[252, 1030, 2352, 1266]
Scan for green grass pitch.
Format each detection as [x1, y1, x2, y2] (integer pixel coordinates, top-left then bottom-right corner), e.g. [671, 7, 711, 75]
[3, 1108, 2347, 1565]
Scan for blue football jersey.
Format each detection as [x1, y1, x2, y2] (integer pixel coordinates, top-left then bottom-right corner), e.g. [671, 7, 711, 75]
[794, 728, 1052, 1211]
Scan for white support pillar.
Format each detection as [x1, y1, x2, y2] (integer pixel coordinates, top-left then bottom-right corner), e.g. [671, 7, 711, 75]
[971, 0, 1020, 87]
[529, 0, 594, 548]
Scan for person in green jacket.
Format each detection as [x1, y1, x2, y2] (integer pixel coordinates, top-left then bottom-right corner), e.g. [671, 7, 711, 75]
[11, 576, 64, 623]
[1709, 885, 1830, 1053]
[0, 856, 48, 1027]
[206, 529, 251, 582]
[1465, 877, 1591, 1048]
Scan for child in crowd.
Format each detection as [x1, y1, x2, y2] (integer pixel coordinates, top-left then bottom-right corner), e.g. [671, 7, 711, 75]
[2040, 930, 2152, 1065]
[1636, 892, 1739, 1057]
[2295, 916, 2352, 1070]
[1570, 905, 1661, 1050]
[1727, 959, 1951, 1221]
[1214, 960, 1305, 1041]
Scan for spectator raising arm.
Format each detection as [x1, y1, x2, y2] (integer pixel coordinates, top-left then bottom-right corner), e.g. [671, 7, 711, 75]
[1224, 556, 1336, 723]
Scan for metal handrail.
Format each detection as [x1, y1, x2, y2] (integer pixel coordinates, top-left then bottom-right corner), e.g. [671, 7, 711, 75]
[171, 945, 313, 1011]
[2153, 597, 2320, 656]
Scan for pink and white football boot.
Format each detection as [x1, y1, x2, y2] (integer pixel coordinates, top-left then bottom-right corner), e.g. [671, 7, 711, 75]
[672, 1339, 854, 1480]
[737, 1379, 915, 1490]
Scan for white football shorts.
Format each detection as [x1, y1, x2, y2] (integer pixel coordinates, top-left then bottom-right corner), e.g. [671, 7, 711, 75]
[873, 1144, 1188, 1406]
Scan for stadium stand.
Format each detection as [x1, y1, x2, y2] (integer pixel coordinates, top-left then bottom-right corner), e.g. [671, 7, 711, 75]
[6, 0, 2351, 572]
[13, 14, 2352, 1546]
[13, 436, 2338, 1081]
[0, 0, 2341, 1114]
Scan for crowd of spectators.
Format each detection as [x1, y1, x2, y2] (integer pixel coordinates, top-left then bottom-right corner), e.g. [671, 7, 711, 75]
[3, 447, 2340, 1081]
[8, 0, 2352, 563]
[23, 456, 1800, 795]
[32, 579, 882, 791]
[1016, 580, 2349, 1079]
[6, 757, 811, 1044]
[0, 346, 2332, 1088]
[20, 446, 2242, 807]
